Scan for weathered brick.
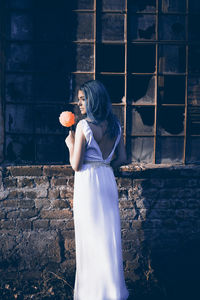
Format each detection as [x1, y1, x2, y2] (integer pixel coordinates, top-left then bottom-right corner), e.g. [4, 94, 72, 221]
[41, 209, 73, 219]
[18, 199, 35, 209]
[48, 189, 60, 199]
[51, 199, 69, 209]
[118, 189, 128, 199]
[162, 218, 177, 229]
[64, 238, 75, 251]
[16, 219, 32, 230]
[119, 200, 134, 209]
[0, 170, 3, 191]
[51, 177, 68, 186]
[117, 178, 132, 189]
[34, 177, 49, 187]
[170, 199, 186, 209]
[7, 166, 43, 176]
[149, 178, 164, 188]
[68, 177, 74, 187]
[7, 190, 18, 199]
[154, 199, 171, 209]
[175, 208, 195, 219]
[121, 220, 131, 230]
[122, 240, 133, 251]
[6, 210, 20, 219]
[0, 219, 16, 229]
[43, 165, 73, 177]
[61, 230, 75, 239]
[0, 210, 6, 219]
[50, 219, 74, 230]
[17, 177, 35, 188]
[1, 199, 19, 208]
[122, 230, 139, 240]
[0, 190, 9, 200]
[34, 198, 50, 210]
[131, 220, 144, 229]
[35, 189, 48, 198]
[60, 189, 73, 199]
[20, 208, 38, 218]
[121, 208, 137, 220]
[24, 191, 37, 199]
[3, 177, 17, 188]
[134, 197, 151, 209]
[32, 219, 49, 229]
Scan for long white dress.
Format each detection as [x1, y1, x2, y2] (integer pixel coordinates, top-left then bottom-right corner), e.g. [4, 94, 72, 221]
[73, 119, 129, 300]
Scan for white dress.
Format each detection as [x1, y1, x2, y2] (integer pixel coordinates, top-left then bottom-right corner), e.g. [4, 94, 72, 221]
[73, 119, 129, 300]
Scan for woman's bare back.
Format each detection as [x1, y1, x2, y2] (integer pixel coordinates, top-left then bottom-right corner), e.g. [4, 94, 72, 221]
[85, 119, 117, 160]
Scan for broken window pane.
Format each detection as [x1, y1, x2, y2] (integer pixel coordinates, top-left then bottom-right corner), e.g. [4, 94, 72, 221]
[129, 14, 156, 41]
[189, 46, 200, 74]
[128, 44, 155, 73]
[186, 137, 200, 163]
[35, 105, 66, 134]
[159, 0, 186, 12]
[72, 0, 94, 10]
[158, 76, 185, 104]
[159, 15, 185, 40]
[189, 16, 200, 42]
[128, 75, 155, 104]
[8, 12, 33, 41]
[96, 44, 125, 72]
[34, 73, 68, 102]
[157, 106, 185, 135]
[96, 75, 125, 102]
[72, 43, 94, 72]
[188, 76, 200, 105]
[72, 12, 94, 41]
[70, 73, 94, 102]
[36, 135, 66, 164]
[102, 0, 125, 11]
[5, 135, 35, 163]
[187, 106, 200, 135]
[189, 0, 200, 13]
[127, 107, 155, 135]
[100, 13, 125, 42]
[159, 45, 186, 73]
[34, 44, 66, 72]
[5, 104, 34, 133]
[6, 43, 33, 71]
[112, 105, 125, 131]
[6, 74, 33, 102]
[129, 0, 156, 13]
[129, 137, 154, 163]
[156, 137, 184, 163]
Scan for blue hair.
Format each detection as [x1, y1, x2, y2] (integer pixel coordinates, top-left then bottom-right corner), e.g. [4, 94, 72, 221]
[79, 80, 120, 138]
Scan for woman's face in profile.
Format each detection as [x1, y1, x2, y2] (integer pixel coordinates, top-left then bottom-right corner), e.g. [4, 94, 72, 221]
[78, 90, 87, 115]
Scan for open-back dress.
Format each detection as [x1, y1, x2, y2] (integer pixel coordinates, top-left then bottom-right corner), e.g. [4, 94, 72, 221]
[73, 119, 129, 300]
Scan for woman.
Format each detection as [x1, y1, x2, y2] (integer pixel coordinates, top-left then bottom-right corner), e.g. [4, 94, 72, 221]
[65, 80, 129, 300]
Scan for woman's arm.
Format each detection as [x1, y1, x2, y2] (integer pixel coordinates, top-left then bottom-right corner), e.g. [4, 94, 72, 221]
[110, 134, 128, 169]
[65, 121, 86, 171]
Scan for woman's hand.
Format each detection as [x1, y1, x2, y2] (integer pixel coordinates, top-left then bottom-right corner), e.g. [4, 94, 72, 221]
[65, 130, 75, 150]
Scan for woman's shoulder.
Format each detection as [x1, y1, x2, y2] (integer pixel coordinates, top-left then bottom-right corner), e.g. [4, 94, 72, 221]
[76, 118, 87, 127]
[76, 119, 90, 141]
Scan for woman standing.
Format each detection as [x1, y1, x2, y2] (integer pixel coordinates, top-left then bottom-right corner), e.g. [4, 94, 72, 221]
[65, 80, 129, 300]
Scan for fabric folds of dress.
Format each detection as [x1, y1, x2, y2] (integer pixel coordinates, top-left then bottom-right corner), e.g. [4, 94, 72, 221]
[73, 119, 129, 300]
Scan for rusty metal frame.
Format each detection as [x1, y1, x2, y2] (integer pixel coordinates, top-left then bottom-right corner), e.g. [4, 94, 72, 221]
[0, 0, 6, 163]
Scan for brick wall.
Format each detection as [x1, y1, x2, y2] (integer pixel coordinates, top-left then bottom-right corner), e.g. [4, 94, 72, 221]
[0, 164, 200, 299]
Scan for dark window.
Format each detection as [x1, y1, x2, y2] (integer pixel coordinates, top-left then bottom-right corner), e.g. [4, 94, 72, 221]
[2, 0, 200, 164]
